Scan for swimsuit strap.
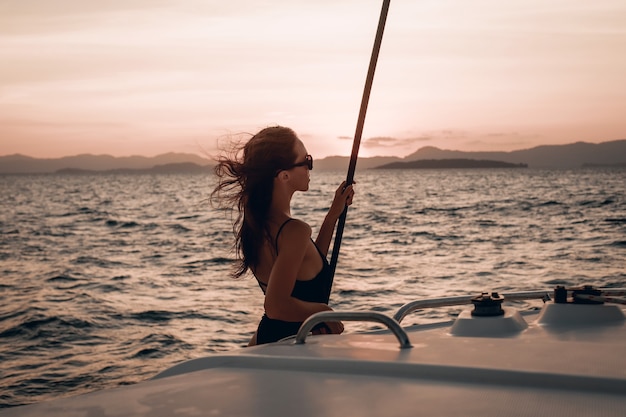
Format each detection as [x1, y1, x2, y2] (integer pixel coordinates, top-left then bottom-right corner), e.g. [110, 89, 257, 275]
[274, 218, 294, 254]
[257, 280, 268, 293]
[255, 218, 294, 294]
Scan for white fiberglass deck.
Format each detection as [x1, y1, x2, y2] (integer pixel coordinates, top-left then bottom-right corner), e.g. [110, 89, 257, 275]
[2, 290, 625, 417]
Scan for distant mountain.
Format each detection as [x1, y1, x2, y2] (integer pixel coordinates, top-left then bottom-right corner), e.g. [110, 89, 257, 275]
[1, 139, 624, 174]
[314, 139, 626, 170]
[402, 140, 626, 169]
[0, 152, 400, 174]
[0, 153, 213, 174]
[375, 159, 528, 169]
[55, 162, 213, 175]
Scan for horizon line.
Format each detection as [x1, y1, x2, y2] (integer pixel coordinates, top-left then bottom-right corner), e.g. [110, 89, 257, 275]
[2, 138, 625, 161]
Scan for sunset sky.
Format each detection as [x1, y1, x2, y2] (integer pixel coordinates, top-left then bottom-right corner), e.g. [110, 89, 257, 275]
[1, 0, 625, 159]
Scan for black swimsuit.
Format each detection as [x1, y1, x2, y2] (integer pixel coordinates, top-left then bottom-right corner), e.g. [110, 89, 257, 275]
[255, 219, 333, 345]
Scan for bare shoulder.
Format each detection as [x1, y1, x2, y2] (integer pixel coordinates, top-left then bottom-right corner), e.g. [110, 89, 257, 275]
[278, 218, 312, 244]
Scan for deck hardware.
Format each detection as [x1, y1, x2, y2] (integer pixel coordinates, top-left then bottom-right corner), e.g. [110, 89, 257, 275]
[393, 291, 552, 323]
[295, 311, 412, 348]
[554, 286, 568, 303]
[572, 285, 604, 304]
[471, 292, 505, 317]
[555, 285, 604, 304]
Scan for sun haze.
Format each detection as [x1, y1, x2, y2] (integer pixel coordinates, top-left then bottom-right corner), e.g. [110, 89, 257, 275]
[1, 0, 625, 159]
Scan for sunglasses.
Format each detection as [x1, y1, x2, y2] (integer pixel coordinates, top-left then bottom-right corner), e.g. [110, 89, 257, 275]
[285, 154, 313, 171]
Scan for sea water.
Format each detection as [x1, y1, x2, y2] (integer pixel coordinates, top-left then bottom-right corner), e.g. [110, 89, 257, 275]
[1, 168, 625, 407]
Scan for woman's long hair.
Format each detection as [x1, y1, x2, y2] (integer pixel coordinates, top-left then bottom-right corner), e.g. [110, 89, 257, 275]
[211, 126, 298, 278]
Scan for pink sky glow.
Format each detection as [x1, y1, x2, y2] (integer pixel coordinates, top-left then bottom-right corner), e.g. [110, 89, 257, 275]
[1, 0, 625, 159]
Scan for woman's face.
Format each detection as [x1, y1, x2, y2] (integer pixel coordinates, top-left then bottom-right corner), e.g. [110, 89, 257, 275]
[290, 139, 311, 191]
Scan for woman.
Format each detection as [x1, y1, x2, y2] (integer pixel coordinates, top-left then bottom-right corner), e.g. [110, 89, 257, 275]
[211, 126, 355, 345]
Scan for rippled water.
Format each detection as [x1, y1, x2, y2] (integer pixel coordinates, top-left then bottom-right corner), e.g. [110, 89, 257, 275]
[1, 168, 625, 408]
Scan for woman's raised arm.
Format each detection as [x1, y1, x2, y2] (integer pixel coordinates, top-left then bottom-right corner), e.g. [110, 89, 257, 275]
[315, 181, 355, 257]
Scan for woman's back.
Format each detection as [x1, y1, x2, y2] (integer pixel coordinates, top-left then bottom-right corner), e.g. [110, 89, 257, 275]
[254, 218, 332, 304]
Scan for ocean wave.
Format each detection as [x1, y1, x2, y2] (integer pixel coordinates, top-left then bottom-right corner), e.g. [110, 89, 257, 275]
[1, 169, 624, 408]
[168, 224, 192, 233]
[71, 256, 128, 268]
[131, 334, 193, 359]
[105, 220, 140, 228]
[46, 274, 81, 283]
[0, 315, 95, 340]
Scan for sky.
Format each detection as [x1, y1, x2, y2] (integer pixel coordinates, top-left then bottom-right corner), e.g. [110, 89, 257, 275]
[1, 0, 625, 159]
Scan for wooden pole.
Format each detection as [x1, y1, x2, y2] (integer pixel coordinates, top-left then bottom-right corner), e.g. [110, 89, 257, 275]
[328, 0, 391, 288]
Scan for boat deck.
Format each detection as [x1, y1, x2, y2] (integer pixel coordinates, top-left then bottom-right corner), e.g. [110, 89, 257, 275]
[3, 291, 625, 417]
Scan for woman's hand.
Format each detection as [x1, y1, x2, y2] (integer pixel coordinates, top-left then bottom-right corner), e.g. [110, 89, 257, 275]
[315, 181, 356, 256]
[311, 321, 344, 335]
[328, 181, 355, 220]
[310, 305, 344, 335]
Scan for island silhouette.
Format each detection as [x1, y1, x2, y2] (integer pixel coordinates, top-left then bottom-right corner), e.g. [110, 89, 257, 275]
[374, 159, 528, 169]
[1, 139, 624, 174]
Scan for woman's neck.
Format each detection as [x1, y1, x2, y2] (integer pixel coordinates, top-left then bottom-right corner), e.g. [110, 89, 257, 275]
[270, 186, 293, 219]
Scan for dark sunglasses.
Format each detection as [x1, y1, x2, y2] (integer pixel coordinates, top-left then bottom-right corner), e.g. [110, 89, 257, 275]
[285, 154, 313, 171]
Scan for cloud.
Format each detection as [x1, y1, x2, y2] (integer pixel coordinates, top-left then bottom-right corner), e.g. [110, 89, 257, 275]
[0, 117, 127, 129]
[363, 135, 433, 149]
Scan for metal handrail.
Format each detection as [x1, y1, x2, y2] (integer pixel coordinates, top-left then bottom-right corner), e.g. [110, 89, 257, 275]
[295, 311, 412, 349]
[393, 290, 552, 323]
[599, 288, 626, 296]
[574, 294, 626, 305]
[393, 295, 473, 323]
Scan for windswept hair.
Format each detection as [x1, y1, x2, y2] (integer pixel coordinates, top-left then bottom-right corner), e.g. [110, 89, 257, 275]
[210, 126, 298, 278]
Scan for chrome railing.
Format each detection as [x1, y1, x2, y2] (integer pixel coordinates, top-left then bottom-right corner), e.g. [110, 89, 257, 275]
[393, 290, 552, 323]
[295, 311, 412, 349]
[295, 288, 625, 347]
